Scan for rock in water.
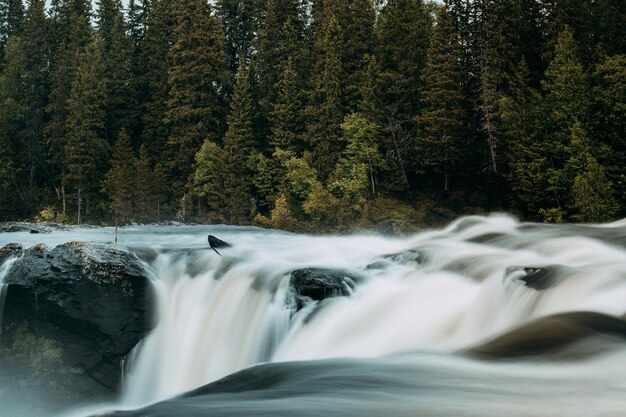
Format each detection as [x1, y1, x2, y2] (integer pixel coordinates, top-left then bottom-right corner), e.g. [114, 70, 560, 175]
[208, 235, 231, 255]
[0, 241, 153, 402]
[290, 268, 359, 309]
[504, 266, 561, 290]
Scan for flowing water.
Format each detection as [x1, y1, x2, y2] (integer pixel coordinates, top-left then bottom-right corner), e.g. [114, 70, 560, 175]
[1, 215, 626, 416]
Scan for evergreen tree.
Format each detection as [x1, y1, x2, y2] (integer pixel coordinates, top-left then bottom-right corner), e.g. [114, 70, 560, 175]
[591, 53, 626, 206]
[45, 0, 93, 213]
[213, 62, 254, 221]
[500, 58, 545, 214]
[134, 144, 158, 222]
[305, 3, 344, 179]
[217, 0, 260, 75]
[141, 0, 174, 166]
[97, 0, 133, 144]
[339, 112, 385, 196]
[566, 122, 618, 223]
[539, 26, 590, 211]
[193, 139, 221, 213]
[166, 0, 227, 194]
[105, 129, 136, 222]
[375, 0, 432, 202]
[0, 0, 23, 59]
[0, 36, 27, 213]
[342, 0, 375, 110]
[256, 0, 304, 144]
[269, 56, 304, 152]
[417, 6, 466, 194]
[127, 0, 149, 146]
[64, 42, 108, 223]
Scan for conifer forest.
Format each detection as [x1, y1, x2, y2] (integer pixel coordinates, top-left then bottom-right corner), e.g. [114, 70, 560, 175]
[0, 0, 624, 231]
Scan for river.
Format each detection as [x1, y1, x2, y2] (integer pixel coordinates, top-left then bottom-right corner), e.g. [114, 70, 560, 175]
[1, 215, 625, 416]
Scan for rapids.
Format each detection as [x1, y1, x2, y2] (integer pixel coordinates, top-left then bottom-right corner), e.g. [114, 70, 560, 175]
[1, 214, 626, 416]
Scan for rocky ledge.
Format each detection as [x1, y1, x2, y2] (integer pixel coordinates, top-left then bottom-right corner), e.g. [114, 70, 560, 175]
[0, 241, 153, 403]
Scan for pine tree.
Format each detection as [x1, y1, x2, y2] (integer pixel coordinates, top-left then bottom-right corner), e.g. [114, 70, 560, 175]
[339, 112, 385, 196]
[0, 36, 27, 212]
[343, 0, 375, 110]
[269, 56, 304, 152]
[590, 52, 626, 206]
[141, 0, 174, 166]
[97, 0, 133, 144]
[217, 0, 260, 76]
[566, 122, 618, 223]
[256, 0, 304, 144]
[417, 6, 466, 194]
[105, 129, 136, 222]
[127, 0, 150, 146]
[539, 26, 590, 211]
[213, 62, 254, 221]
[305, 3, 344, 179]
[45, 0, 94, 213]
[134, 144, 157, 222]
[64, 42, 108, 224]
[18, 0, 50, 210]
[166, 0, 227, 194]
[0, 0, 24, 59]
[375, 0, 432, 202]
[500, 58, 546, 214]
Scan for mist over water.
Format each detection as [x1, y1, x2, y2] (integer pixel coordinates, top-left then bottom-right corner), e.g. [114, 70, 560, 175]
[2, 215, 626, 416]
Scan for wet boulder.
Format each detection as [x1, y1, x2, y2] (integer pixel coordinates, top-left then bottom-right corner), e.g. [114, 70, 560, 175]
[504, 266, 561, 290]
[290, 268, 360, 309]
[0, 241, 154, 403]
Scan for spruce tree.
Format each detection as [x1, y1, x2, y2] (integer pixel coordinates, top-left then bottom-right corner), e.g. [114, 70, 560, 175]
[141, 0, 174, 166]
[213, 61, 254, 222]
[105, 129, 136, 222]
[417, 6, 466, 194]
[127, 0, 150, 146]
[566, 122, 618, 223]
[539, 26, 590, 211]
[269, 56, 304, 152]
[343, 0, 375, 110]
[0, 0, 23, 59]
[304, 3, 344, 180]
[375, 0, 432, 202]
[166, 0, 227, 194]
[97, 0, 133, 144]
[45, 1, 93, 213]
[64, 42, 108, 223]
[134, 144, 157, 222]
[0, 36, 27, 212]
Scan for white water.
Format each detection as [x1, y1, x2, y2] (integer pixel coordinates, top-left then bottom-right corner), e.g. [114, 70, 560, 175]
[0, 256, 18, 333]
[114, 215, 626, 408]
[2, 216, 626, 416]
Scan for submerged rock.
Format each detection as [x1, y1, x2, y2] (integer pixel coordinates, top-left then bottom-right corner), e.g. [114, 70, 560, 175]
[366, 249, 424, 270]
[466, 312, 626, 360]
[504, 266, 561, 290]
[290, 268, 359, 309]
[0, 241, 153, 402]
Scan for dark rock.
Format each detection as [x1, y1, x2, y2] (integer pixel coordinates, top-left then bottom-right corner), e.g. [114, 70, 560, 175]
[208, 235, 231, 255]
[0, 241, 154, 402]
[0, 243, 23, 265]
[466, 312, 626, 360]
[504, 266, 561, 290]
[366, 249, 424, 270]
[290, 268, 359, 309]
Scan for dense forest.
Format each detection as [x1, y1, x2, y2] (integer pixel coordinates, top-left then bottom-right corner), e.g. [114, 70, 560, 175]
[0, 0, 623, 231]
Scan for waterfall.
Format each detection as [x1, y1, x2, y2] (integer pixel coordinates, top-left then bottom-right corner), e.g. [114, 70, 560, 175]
[119, 215, 626, 408]
[0, 256, 18, 334]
